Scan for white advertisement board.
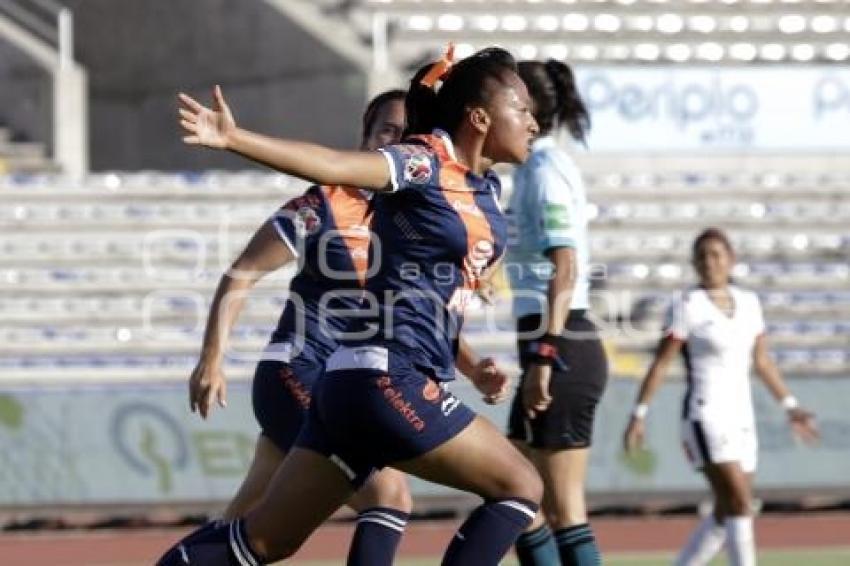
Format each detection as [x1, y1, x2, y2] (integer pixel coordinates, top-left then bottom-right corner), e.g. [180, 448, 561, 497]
[574, 66, 850, 152]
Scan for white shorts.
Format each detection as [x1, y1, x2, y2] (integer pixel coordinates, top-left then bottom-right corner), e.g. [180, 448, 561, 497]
[681, 419, 758, 474]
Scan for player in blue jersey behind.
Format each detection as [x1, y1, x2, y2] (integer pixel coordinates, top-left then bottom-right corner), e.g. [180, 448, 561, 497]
[159, 46, 540, 565]
[183, 90, 412, 566]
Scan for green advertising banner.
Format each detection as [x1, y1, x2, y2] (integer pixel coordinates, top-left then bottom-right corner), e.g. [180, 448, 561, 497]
[0, 384, 258, 505]
[0, 379, 846, 506]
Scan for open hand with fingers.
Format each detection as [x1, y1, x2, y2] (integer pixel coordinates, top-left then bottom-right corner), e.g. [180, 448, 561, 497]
[178, 85, 236, 149]
[188, 360, 228, 419]
[788, 407, 819, 444]
[470, 357, 511, 404]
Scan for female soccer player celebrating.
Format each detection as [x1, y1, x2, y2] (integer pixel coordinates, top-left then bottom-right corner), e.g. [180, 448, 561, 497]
[159, 46, 541, 566]
[623, 227, 818, 566]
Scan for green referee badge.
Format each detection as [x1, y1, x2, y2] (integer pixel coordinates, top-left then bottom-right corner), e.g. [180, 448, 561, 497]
[620, 447, 657, 477]
[543, 204, 571, 230]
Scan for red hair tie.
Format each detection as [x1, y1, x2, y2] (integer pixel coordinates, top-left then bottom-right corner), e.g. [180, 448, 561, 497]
[420, 43, 456, 90]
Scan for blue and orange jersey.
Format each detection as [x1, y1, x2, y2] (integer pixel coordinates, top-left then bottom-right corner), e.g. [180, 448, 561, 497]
[269, 185, 373, 360]
[350, 129, 507, 381]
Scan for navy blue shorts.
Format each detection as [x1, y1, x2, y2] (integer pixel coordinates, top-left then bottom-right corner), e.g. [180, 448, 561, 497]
[294, 344, 476, 489]
[252, 353, 324, 453]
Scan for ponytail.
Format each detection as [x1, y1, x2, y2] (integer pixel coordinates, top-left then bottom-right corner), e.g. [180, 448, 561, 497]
[545, 60, 590, 144]
[518, 59, 590, 143]
[405, 47, 517, 137]
[405, 64, 441, 137]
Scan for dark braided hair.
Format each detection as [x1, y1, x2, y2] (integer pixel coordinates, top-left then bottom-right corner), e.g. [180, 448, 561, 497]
[517, 59, 590, 143]
[405, 47, 518, 137]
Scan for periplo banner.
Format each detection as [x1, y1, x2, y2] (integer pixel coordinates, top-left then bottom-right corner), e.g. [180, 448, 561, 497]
[574, 66, 850, 152]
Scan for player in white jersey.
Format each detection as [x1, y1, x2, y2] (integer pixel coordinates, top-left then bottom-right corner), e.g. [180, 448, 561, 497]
[623, 228, 818, 566]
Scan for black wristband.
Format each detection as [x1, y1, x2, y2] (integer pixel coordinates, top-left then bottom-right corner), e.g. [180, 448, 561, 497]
[526, 333, 567, 370]
[527, 354, 556, 367]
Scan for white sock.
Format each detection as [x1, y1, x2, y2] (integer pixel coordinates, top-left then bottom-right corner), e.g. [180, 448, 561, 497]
[725, 515, 756, 566]
[674, 515, 726, 566]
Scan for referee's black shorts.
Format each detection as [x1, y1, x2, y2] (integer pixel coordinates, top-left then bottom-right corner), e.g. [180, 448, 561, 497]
[507, 311, 609, 450]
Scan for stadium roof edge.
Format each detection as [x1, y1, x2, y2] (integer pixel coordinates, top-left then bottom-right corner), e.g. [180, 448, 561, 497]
[0, 10, 62, 70]
[262, 0, 372, 72]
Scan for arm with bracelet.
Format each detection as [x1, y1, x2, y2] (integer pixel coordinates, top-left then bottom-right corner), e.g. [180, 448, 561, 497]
[519, 149, 579, 418]
[752, 334, 819, 444]
[622, 335, 684, 454]
[622, 298, 687, 454]
[522, 247, 577, 418]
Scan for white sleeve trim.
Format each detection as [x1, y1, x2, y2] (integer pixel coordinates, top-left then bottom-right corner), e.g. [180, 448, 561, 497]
[270, 213, 299, 258]
[664, 295, 688, 340]
[378, 148, 400, 192]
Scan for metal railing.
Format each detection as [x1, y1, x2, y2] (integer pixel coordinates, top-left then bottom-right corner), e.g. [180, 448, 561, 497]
[0, 0, 86, 175]
[0, 0, 74, 67]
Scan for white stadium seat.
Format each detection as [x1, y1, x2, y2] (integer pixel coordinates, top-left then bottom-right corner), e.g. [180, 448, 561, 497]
[2, 167, 848, 382]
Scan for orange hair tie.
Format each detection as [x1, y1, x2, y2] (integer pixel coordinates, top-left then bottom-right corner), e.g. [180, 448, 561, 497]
[420, 43, 456, 90]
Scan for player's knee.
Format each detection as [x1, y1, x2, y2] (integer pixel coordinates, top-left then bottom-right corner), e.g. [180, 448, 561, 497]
[352, 469, 412, 513]
[727, 498, 750, 516]
[545, 505, 587, 528]
[221, 492, 256, 521]
[245, 522, 305, 562]
[500, 457, 543, 504]
[724, 492, 751, 516]
[379, 473, 413, 513]
[250, 535, 302, 562]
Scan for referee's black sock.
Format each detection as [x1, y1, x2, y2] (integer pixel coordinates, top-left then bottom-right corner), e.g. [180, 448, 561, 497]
[555, 523, 601, 566]
[515, 523, 560, 565]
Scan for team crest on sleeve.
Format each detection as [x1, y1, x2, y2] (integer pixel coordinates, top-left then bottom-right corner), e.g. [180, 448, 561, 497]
[294, 206, 321, 236]
[403, 153, 433, 184]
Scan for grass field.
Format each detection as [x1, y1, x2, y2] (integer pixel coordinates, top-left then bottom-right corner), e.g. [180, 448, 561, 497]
[292, 547, 850, 566]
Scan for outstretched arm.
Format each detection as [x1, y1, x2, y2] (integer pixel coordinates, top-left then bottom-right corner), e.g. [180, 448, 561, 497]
[190, 220, 294, 418]
[622, 336, 683, 453]
[178, 86, 392, 190]
[753, 334, 818, 444]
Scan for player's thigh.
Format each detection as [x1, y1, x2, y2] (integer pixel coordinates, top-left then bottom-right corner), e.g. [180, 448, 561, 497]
[739, 422, 758, 475]
[533, 447, 590, 501]
[244, 447, 354, 560]
[393, 415, 542, 503]
[703, 460, 751, 514]
[223, 434, 286, 520]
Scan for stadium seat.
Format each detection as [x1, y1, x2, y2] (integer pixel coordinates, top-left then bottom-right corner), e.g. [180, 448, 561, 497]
[2, 164, 848, 385]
